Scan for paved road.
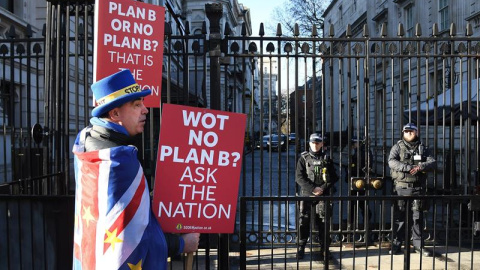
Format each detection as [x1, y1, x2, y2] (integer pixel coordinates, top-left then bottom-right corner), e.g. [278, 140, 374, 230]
[171, 244, 480, 269]
[240, 145, 298, 197]
[237, 145, 298, 232]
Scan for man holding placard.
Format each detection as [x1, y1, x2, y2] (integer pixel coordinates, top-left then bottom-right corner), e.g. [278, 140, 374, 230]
[72, 70, 199, 269]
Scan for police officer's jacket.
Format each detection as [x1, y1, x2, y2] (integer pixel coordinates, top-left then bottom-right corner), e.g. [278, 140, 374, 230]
[388, 138, 436, 183]
[296, 149, 338, 196]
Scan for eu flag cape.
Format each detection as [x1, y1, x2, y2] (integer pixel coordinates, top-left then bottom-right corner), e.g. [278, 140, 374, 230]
[72, 127, 168, 269]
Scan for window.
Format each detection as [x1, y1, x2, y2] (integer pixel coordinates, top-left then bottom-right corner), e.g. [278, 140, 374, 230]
[0, 0, 14, 12]
[193, 29, 204, 53]
[405, 5, 414, 37]
[0, 79, 18, 126]
[403, 81, 410, 109]
[375, 88, 384, 134]
[439, 0, 449, 31]
[0, 79, 7, 115]
[263, 101, 269, 114]
[429, 72, 444, 97]
[351, 85, 357, 100]
[376, 22, 384, 36]
[350, 100, 357, 130]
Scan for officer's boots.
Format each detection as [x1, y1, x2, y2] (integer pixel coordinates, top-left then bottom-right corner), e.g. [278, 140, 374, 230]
[317, 249, 332, 261]
[296, 245, 305, 259]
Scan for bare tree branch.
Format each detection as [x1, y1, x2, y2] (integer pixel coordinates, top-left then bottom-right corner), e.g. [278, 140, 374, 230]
[270, 0, 329, 36]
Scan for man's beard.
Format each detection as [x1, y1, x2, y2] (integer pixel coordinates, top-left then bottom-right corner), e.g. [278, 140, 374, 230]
[404, 135, 418, 142]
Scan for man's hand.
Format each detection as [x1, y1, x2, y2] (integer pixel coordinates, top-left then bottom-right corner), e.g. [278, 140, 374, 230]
[181, 233, 200, 253]
[409, 165, 421, 175]
[312, 187, 324, 196]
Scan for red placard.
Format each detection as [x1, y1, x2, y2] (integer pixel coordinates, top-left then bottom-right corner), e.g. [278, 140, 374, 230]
[153, 104, 247, 233]
[94, 0, 165, 107]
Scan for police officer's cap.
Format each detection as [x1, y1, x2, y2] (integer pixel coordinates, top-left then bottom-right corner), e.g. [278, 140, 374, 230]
[402, 123, 418, 132]
[309, 133, 323, 142]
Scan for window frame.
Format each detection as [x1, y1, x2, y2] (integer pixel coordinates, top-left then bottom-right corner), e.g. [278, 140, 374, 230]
[0, 0, 14, 13]
[404, 5, 414, 37]
[439, 0, 449, 31]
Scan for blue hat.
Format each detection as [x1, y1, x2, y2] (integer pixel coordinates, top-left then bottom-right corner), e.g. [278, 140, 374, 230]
[91, 69, 151, 117]
[402, 123, 418, 132]
[309, 133, 323, 142]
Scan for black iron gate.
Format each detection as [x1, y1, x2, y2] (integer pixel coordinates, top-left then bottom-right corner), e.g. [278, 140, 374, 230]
[1, 0, 480, 269]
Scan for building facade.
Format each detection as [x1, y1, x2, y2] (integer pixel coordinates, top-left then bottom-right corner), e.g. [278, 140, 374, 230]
[322, 0, 480, 189]
[258, 57, 278, 133]
[323, 0, 480, 136]
[0, 1, 47, 182]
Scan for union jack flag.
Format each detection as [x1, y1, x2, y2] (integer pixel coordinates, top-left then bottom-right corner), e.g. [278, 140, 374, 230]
[73, 128, 167, 269]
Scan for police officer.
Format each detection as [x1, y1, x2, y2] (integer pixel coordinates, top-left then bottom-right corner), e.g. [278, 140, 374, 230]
[296, 132, 338, 261]
[388, 123, 436, 257]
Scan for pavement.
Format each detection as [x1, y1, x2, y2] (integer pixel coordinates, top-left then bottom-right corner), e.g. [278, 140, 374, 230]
[169, 243, 480, 269]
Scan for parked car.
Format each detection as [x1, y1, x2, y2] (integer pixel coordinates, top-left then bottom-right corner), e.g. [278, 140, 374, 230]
[255, 135, 270, 150]
[288, 133, 296, 144]
[267, 134, 287, 151]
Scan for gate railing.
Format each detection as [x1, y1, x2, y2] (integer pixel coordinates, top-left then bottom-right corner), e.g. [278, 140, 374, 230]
[2, 1, 480, 269]
[0, 195, 75, 270]
[239, 195, 480, 270]
[2, 194, 479, 270]
[0, 28, 47, 194]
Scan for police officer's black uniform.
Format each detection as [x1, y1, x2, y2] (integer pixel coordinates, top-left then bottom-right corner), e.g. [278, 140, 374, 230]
[296, 133, 338, 260]
[388, 123, 436, 256]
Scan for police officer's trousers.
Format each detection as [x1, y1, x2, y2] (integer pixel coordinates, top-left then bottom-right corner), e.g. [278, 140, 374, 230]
[392, 185, 425, 248]
[298, 200, 330, 249]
